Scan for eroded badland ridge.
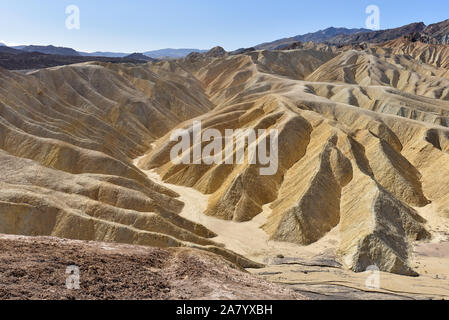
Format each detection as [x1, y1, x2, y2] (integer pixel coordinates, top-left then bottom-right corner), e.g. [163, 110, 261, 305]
[1, 25, 449, 299]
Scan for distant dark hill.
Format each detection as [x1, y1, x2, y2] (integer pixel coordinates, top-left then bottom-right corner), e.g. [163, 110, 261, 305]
[423, 19, 449, 44]
[0, 46, 23, 55]
[124, 53, 154, 61]
[325, 20, 449, 45]
[79, 51, 129, 58]
[255, 19, 449, 50]
[11, 46, 209, 60]
[143, 48, 207, 59]
[0, 51, 148, 70]
[326, 22, 426, 45]
[256, 27, 370, 50]
[79, 48, 206, 59]
[16, 45, 81, 56]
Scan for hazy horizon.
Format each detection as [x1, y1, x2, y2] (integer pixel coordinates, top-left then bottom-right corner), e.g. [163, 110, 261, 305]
[1, 0, 448, 53]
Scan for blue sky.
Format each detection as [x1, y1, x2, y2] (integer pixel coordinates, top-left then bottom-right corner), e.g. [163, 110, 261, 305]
[0, 0, 448, 52]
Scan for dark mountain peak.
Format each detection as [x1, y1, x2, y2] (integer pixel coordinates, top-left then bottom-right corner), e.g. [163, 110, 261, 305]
[423, 19, 449, 44]
[205, 46, 227, 58]
[425, 18, 449, 32]
[124, 53, 153, 61]
[256, 27, 370, 50]
[254, 20, 447, 50]
[318, 26, 364, 34]
[325, 21, 427, 45]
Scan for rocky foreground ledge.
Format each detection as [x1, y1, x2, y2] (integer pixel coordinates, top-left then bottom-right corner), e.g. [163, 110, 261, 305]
[0, 234, 303, 300]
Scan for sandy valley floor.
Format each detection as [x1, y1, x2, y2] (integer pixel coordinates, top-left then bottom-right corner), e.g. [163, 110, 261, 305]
[142, 166, 449, 300]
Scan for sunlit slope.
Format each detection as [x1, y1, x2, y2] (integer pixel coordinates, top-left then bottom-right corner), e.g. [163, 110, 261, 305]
[0, 62, 261, 268]
[139, 44, 449, 275]
[2, 41, 449, 276]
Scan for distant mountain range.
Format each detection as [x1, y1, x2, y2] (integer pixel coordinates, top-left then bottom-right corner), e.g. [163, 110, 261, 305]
[143, 48, 207, 59]
[0, 45, 202, 70]
[78, 51, 129, 58]
[0, 48, 150, 70]
[324, 22, 426, 45]
[5, 46, 207, 59]
[12, 45, 80, 56]
[323, 19, 449, 45]
[256, 19, 449, 49]
[256, 27, 371, 50]
[1, 18, 448, 70]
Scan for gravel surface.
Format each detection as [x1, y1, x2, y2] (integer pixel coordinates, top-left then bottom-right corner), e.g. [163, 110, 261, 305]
[0, 234, 304, 300]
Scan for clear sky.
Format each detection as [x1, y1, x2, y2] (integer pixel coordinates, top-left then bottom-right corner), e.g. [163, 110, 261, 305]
[0, 0, 448, 53]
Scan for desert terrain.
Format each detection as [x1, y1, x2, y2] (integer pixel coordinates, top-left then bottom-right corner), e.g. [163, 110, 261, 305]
[1, 19, 449, 299]
[0, 234, 301, 300]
